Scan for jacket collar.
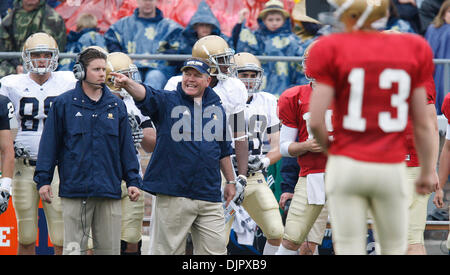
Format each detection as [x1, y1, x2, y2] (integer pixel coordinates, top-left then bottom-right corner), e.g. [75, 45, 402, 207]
[72, 81, 117, 109]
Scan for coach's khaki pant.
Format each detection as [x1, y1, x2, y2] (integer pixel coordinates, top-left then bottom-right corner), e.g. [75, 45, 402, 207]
[12, 160, 63, 246]
[284, 176, 328, 245]
[326, 155, 408, 255]
[150, 194, 227, 255]
[61, 197, 121, 255]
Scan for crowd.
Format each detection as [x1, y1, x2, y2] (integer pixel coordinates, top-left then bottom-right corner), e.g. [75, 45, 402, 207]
[0, 0, 447, 97]
[0, 0, 449, 256]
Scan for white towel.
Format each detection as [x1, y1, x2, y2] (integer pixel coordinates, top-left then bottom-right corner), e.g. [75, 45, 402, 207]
[306, 173, 326, 205]
[232, 206, 256, 246]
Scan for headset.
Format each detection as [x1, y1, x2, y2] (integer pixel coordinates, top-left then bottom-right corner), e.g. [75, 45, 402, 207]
[73, 48, 89, 81]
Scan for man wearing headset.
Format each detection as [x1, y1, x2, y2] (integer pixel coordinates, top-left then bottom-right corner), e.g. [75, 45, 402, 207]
[34, 47, 142, 255]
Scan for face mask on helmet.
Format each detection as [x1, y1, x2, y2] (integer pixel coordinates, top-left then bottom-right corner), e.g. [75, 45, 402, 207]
[237, 67, 263, 94]
[22, 47, 59, 75]
[208, 49, 237, 81]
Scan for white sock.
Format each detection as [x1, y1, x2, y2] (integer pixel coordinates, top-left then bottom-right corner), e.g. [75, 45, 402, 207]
[263, 242, 279, 255]
[275, 244, 299, 255]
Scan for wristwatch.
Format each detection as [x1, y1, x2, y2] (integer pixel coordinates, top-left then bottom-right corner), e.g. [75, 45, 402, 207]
[226, 180, 236, 185]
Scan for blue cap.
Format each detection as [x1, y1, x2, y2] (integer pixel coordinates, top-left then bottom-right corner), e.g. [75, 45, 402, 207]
[181, 59, 210, 75]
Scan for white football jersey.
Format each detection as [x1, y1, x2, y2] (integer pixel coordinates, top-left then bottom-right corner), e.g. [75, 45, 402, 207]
[164, 75, 248, 117]
[0, 71, 77, 159]
[244, 91, 280, 156]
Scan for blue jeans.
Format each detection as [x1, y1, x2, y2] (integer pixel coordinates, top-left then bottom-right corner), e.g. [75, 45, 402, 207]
[142, 69, 168, 90]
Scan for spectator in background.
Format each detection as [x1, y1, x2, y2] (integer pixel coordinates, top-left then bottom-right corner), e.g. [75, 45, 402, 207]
[393, 0, 422, 33]
[419, 0, 444, 34]
[0, 0, 67, 77]
[59, 13, 107, 71]
[175, 0, 231, 71]
[425, 0, 450, 115]
[386, 0, 417, 32]
[291, 0, 323, 85]
[234, 0, 305, 96]
[105, 0, 183, 90]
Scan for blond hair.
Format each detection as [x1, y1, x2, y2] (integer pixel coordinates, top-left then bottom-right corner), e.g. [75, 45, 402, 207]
[431, 0, 450, 28]
[76, 13, 98, 32]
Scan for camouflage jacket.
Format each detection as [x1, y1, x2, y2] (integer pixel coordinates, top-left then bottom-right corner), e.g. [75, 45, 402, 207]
[0, 0, 67, 77]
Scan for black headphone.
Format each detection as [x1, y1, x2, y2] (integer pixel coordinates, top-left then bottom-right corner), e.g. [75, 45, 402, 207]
[72, 48, 89, 80]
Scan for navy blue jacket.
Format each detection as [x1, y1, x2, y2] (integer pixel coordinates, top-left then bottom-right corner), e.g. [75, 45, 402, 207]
[34, 81, 142, 199]
[135, 82, 233, 202]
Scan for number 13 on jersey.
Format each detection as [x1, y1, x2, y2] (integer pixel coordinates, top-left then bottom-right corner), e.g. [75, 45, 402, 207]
[343, 68, 410, 133]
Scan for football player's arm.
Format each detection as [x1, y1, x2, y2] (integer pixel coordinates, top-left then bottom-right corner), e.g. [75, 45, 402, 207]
[141, 127, 156, 153]
[0, 129, 14, 179]
[426, 103, 440, 190]
[266, 129, 282, 164]
[309, 83, 335, 153]
[110, 72, 146, 101]
[411, 87, 436, 195]
[232, 110, 248, 177]
[435, 137, 450, 208]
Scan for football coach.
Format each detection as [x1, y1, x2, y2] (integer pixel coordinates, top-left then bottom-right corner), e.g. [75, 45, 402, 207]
[110, 58, 237, 255]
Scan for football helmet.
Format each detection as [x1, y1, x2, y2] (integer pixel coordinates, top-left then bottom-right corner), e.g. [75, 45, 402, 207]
[106, 52, 140, 97]
[234, 52, 263, 94]
[302, 40, 318, 81]
[22, 32, 59, 74]
[192, 35, 236, 81]
[322, 0, 388, 31]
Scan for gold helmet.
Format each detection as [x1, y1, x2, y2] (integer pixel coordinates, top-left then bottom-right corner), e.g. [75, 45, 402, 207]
[192, 35, 236, 80]
[327, 0, 388, 30]
[105, 52, 140, 96]
[234, 52, 264, 94]
[22, 32, 59, 74]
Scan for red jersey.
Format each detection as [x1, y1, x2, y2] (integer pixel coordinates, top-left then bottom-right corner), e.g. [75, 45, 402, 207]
[278, 84, 330, 177]
[307, 32, 434, 163]
[404, 76, 436, 167]
[442, 93, 450, 120]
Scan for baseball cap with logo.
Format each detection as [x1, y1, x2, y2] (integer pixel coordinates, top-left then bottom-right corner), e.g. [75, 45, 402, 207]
[181, 59, 211, 75]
